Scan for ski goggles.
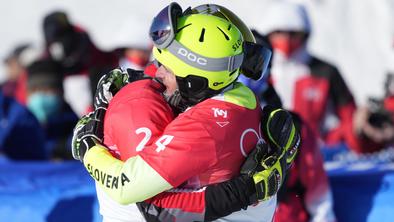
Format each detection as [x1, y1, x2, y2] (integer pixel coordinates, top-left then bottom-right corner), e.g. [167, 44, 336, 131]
[149, 2, 183, 50]
[149, 2, 272, 80]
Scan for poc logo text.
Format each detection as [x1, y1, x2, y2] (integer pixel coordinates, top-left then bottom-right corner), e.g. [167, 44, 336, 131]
[178, 48, 207, 66]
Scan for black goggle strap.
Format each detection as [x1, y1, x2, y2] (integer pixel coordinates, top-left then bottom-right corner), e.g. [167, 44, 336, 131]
[166, 39, 244, 72]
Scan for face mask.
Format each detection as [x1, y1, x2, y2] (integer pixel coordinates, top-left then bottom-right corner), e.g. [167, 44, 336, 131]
[49, 42, 65, 61]
[126, 54, 150, 67]
[27, 92, 62, 124]
[269, 33, 305, 58]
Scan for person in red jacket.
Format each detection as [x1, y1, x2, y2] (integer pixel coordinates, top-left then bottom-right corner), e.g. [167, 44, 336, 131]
[257, 1, 359, 154]
[72, 3, 299, 222]
[242, 27, 336, 222]
[81, 66, 296, 222]
[1, 44, 40, 104]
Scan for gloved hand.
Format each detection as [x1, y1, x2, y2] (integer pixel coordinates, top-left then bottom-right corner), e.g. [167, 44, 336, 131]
[94, 68, 130, 110]
[94, 68, 151, 110]
[71, 108, 106, 162]
[261, 105, 300, 167]
[240, 142, 286, 201]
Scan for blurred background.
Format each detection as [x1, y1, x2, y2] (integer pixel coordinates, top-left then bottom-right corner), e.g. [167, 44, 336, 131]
[1, 0, 393, 104]
[0, 0, 394, 222]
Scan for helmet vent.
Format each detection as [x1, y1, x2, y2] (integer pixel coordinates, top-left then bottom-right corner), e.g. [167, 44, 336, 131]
[217, 27, 229, 40]
[199, 28, 206, 42]
[227, 24, 232, 30]
[176, 23, 192, 33]
[229, 69, 237, 76]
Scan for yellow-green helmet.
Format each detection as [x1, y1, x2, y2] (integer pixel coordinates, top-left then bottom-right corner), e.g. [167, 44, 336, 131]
[152, 13, 244, 103]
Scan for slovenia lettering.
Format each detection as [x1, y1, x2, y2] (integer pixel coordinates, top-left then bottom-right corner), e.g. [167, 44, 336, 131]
[87, 164, 130, 189]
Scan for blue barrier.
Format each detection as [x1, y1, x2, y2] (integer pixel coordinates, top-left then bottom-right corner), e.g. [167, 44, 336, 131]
[0, 161, 101, 222]
[1, 158, 394, 222]
[323, 146, 394, 222]
[327, 161, 394, 222]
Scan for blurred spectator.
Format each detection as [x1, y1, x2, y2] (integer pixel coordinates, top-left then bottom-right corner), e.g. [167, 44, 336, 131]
[26, 59, 78, 159]
[384, 72, 394, 115]
[113, 15, 152, 70]
[353, 73, 394, 152]
[241, 28, 336, 222]
[257, 1, 360, 153]
[42, 11, 118, 116]
[88, 15, 152, 103]
[1, 44, 42, 104]
[0, 90, 46, 160]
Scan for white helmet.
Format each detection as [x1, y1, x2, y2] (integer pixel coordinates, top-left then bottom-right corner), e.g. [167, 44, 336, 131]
[259, 1, 311, 35]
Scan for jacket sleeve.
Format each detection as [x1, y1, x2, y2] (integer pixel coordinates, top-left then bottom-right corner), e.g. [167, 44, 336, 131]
[84, 144, 256, 219]
[83, 145, 173, 205]
[138, 175, 256, 222]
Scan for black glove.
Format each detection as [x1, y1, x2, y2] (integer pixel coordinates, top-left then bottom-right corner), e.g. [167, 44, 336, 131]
[240, 142, 286, 201]
[77, 68, 151, 161]
[71, 108, 106, 162]
[261, 105, 300, 166]
[94, 68, 130, 110]
[94, 68, 151, 110]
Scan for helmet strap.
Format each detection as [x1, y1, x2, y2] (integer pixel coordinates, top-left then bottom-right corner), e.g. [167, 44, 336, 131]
[163, 89, 189, 113]
[163, 89, 181, 107]
[176, 75, 234, 107]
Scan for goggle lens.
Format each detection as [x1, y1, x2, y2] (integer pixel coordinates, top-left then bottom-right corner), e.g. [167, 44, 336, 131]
[149, 6, 172, 45]
[149, 2, 182, 49]
[242, 42, 272, 81]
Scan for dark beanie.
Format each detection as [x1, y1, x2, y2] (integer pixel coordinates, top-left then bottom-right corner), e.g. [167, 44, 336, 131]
[27, 59, 64, 91]
[43, 11, 73, 44]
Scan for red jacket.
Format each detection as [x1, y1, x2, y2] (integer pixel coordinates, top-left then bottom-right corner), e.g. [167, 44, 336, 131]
[103, 78, 267, 221]
[105, 80, 261, 188]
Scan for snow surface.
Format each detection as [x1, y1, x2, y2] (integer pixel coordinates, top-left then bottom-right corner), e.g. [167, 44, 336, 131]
[1, 0, 393, 105]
